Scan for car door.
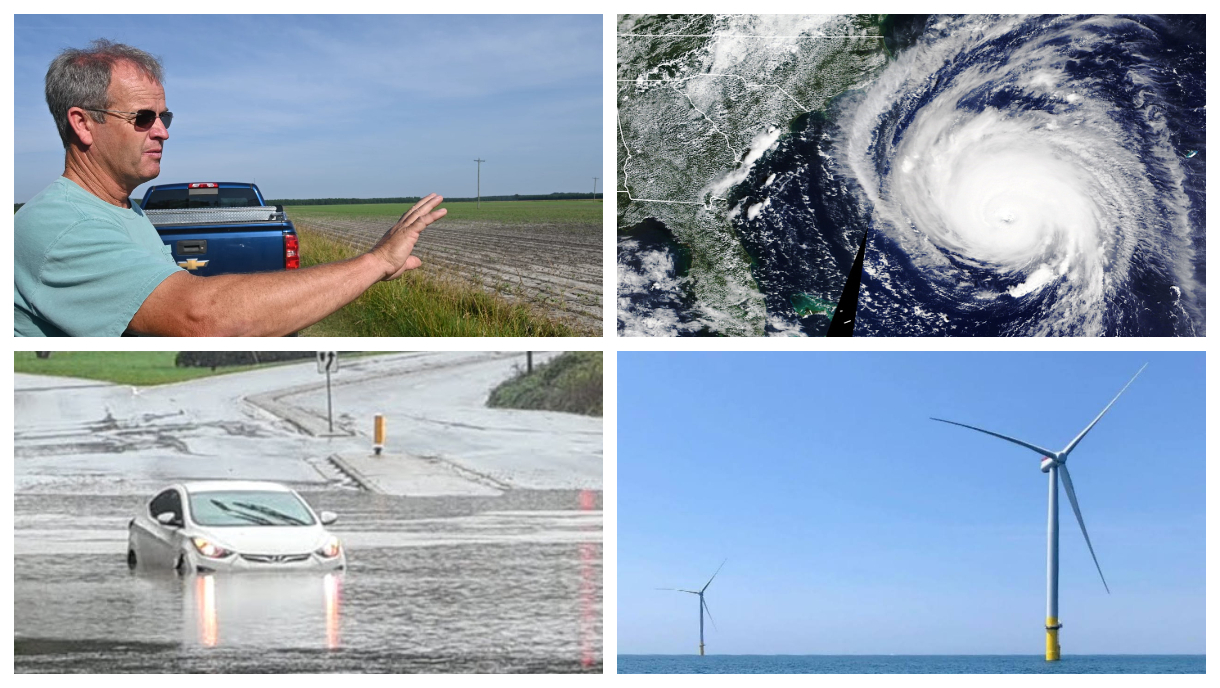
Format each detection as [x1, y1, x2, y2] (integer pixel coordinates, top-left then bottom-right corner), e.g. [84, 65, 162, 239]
[139, 488, 187, 567]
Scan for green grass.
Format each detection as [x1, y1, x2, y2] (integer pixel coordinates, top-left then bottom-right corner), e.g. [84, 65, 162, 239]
[14, 352, 282, 386]
[287, 199, 602, 225]
[296, 227, 580, 337]
[487, 351, 602, 416]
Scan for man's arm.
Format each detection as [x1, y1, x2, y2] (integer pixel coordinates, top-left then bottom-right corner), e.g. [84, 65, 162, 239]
[127, 194, 446, 336]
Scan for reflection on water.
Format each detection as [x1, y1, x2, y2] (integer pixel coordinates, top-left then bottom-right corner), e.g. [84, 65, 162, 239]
[185, 573, 344, 650]
[325, 573, 341, 650]
[578, 489, 596, 668]
[196, 576, 216, 647]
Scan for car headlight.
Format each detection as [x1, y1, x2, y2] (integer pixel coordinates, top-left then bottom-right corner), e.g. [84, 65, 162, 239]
[192, 537, 233, 559]
[315, 536, 342, 559]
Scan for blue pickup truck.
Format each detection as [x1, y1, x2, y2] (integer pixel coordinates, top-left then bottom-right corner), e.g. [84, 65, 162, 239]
[139, 182, 299, 277]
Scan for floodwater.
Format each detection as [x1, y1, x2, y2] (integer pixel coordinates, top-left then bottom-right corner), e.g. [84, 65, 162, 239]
[15, 490, 602, 673]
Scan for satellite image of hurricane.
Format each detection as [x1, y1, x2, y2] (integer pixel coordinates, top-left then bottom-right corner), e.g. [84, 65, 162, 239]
[617, 15, 1205, 336]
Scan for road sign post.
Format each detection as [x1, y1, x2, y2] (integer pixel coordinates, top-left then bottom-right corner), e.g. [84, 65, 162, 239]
[316, 351, 339, 433]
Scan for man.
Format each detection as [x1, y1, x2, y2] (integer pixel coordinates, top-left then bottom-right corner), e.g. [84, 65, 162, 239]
[15, 40, 446, 336]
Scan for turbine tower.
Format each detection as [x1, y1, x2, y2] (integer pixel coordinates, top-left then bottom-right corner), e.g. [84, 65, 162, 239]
[660, 559, 726, 656]
[933, 364, 1145, 661]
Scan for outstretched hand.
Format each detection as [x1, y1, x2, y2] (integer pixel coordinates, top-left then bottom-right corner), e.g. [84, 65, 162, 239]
[369, 194, 447, 280]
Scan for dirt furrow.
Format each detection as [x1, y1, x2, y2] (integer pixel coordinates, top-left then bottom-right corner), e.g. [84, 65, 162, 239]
[294, 216, 602, 332]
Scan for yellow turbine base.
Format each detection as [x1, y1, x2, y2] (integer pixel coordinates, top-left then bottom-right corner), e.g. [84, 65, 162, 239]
[1045, 617, 1061, 661]
[699, 643, 705, 656]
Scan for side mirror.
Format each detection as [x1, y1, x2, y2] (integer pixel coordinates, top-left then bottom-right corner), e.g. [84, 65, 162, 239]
[156, 511, 180, 527]
[319, 511, 338, 526]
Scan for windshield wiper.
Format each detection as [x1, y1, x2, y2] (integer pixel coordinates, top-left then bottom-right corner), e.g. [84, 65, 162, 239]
[209, 499, 274, 526]
[232, 501, 308, 526]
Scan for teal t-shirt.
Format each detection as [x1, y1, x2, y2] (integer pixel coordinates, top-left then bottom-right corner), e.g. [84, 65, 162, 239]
[15, 177, 183, 336]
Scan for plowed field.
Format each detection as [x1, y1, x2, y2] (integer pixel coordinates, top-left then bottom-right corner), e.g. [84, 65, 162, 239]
[291, 213, 602, 333]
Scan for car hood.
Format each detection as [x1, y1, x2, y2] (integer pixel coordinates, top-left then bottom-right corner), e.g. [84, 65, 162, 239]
[190, 525, 331, 555]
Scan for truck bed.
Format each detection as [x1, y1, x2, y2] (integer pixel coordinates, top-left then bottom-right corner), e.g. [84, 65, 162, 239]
[143, 207, 287, 227]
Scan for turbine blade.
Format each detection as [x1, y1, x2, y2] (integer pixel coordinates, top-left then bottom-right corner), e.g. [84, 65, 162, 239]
[702, 596, 718, 631]
[931, 418, 1057, 458]
[701, 558, 727, 593]
[1059, 465, 1110, 594]
[656, 588, 700, 594]
[1060, 364, 1147, 458]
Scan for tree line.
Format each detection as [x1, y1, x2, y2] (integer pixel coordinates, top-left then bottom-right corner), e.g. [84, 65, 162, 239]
[267, 192, 602, 206]
[17, 192, 602, 213]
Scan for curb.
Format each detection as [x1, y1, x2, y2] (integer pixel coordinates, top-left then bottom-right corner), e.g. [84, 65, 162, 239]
[327, 454, 383, 494]
[246, 389, 355, 437]
[244, 351, 526, 438]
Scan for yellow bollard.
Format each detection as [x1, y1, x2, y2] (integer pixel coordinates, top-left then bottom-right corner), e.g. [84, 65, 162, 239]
[373, 414, 385, 456]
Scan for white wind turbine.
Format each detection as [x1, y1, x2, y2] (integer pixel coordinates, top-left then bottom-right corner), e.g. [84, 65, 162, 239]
[933, 364, 1145, 661]
[660, 559, 726, 656]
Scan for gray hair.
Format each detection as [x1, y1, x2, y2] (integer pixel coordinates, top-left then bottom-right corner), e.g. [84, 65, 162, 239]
[45, 39, 164, 147]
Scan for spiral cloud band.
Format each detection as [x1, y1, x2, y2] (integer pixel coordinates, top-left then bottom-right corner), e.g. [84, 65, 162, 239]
[842, 15, 1203, 335]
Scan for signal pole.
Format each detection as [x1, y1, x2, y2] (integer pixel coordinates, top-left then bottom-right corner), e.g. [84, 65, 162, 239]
[474, 158, 486, 209]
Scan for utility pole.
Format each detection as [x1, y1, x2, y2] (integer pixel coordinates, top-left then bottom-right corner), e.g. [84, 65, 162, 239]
[474, 158, 486, 209]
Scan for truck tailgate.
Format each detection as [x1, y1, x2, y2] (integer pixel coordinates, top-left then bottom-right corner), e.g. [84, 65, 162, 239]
[156, 225, 290, 277]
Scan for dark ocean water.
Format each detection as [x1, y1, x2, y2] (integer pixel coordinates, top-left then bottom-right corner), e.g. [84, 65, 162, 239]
[619, 654, 1204, 674]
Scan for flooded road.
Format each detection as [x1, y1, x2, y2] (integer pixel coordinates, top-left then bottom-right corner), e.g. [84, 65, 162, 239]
[15, 489, 602, 672]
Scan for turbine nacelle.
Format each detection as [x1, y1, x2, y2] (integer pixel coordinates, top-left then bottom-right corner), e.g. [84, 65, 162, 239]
[1040, 455, 1062, 473]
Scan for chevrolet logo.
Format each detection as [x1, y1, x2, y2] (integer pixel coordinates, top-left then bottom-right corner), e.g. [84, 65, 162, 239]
[178, 258, 210, 270]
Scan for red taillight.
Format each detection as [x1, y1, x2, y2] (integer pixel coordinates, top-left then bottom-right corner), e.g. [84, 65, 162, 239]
[285, 233, 300, 269]
[188, 182, 218, 189]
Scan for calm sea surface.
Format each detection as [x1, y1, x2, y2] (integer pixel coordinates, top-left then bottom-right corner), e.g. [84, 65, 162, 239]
[618, 655, 1204, 674]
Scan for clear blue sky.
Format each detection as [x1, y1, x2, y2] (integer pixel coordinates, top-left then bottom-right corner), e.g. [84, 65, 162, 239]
[619, 352, 1204, 655]
[15, 15, 602, 202]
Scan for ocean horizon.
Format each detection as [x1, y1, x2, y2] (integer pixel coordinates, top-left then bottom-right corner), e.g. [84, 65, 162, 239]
[618, 654, 1205, 674]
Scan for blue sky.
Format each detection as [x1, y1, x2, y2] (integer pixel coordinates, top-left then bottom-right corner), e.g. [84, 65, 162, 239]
[14, 15, 602, 202]
[618, 352, 1205, 655]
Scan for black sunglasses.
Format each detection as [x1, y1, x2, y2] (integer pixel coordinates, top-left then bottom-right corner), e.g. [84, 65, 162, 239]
[85, 108, 173, 129]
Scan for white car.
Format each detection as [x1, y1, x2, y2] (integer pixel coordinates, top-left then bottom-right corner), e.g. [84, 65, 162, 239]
[127, 480, 345, 573]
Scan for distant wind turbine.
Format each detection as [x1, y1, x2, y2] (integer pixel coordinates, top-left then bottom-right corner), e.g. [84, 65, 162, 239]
[932, 363, 1146, 661]
[659, 559, 726, 656]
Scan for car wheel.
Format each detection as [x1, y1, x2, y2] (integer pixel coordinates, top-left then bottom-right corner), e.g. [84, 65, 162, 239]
[127, 549, 137, 569]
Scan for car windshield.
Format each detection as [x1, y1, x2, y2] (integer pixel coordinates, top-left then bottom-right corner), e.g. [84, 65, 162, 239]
[188, 490, 316, 527]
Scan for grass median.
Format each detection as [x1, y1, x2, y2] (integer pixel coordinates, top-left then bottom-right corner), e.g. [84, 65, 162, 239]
[487, 351, 602, 416]
[14, 352, 279, 386]
[295, 226, 579, 337]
